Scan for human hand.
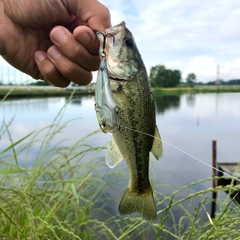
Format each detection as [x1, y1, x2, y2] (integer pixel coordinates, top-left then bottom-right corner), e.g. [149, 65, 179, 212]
[0, 0, 111, 87]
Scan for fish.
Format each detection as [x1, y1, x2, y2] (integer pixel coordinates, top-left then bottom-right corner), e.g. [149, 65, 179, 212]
[96, 21, 163, 221]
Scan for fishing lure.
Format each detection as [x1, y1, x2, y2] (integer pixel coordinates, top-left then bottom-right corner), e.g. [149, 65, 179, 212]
[94, 33, 120, 133]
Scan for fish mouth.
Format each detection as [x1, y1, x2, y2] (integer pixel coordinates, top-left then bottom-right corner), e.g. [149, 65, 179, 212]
[108, 76, 127, 82]
[105, 21, 125, 41]
[106, 59, 130, 82]
[106, 21, 125, 33]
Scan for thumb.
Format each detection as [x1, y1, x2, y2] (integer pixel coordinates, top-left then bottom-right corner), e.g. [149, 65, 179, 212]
[62, 0, 111, 31]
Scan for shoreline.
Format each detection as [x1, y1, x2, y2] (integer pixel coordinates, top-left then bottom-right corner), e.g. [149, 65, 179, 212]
[152, 86, 240, 94]
[0, 87, 94, 99]
[1, 86, 240, 99]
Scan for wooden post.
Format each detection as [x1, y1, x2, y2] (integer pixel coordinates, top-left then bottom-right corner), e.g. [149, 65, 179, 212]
[211, 140, 217, 218]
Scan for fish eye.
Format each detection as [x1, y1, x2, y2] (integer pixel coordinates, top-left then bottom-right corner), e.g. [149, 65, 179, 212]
[101, 122, 106, 129]
[124, 37, 134, 47]
[115, 106, 119, 115]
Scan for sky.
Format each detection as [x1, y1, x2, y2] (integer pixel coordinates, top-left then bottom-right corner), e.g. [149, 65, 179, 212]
[100, 0, 240, 83]
[0, 0, 240, 84]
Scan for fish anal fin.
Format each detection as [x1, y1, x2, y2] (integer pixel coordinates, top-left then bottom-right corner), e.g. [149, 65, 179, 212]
[118, 187, 157, 221]
[106, 137, 123, 168]
[151, 125, 163, 160]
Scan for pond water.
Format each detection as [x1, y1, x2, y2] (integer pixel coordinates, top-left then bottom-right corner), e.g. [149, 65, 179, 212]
[0, 92, 240, 237]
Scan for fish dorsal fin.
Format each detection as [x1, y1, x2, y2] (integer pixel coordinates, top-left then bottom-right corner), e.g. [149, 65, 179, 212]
[151, 125, 163, 160]
[106, 137, 124, 168]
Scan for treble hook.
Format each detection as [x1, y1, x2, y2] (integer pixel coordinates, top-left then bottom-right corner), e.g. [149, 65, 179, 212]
[118, 125, 127, 134]
[96, 32, 115, 57]
[108, 119, 127, 134]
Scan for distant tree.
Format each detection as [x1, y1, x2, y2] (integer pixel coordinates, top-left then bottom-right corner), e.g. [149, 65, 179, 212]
[149, 64, 181, 88]
[186, 73, 197, 87]
[228, 79, 240, 85]
[149, 65, 165, 87]
[171, 70, 181, 87]
[30, 80, 51, 86]
[201, 79, 240, 86]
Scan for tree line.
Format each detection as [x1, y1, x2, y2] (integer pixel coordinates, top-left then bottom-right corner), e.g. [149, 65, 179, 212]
[149, 64, 196, 88]
[149, 64, 240, 87]
[197, 79, 240, 86]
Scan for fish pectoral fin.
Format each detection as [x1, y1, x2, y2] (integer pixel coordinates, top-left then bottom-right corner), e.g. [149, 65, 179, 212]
[151, 125, 163, 160]
[106, 137, 123, 168]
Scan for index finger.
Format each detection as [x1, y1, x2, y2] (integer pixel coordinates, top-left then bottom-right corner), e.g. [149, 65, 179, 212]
[62, 0, 111, 31]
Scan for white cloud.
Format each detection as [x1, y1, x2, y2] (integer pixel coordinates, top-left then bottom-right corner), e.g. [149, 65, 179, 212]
[109, 10, 125, 26]
[99, 0, 240, 82]
[165, 56, 240, 82]
[180, 56, 218, 82]
[2, 1, 240, 84]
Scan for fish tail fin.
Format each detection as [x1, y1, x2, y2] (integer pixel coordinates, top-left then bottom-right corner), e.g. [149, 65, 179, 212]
[118, 187, 157, 221]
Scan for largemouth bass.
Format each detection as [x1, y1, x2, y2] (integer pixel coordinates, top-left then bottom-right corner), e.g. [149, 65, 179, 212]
[96, 21, 163, 221]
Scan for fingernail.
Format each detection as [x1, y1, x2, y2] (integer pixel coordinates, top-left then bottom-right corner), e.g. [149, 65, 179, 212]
[48, 46, 61, 60]
[35, 51, 46, 63]
[51, 28, 67, 44]
[78, 32, 91, 44]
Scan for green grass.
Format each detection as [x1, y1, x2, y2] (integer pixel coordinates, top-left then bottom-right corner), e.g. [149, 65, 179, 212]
[1, 85, 240, 100]
[153, 86, 240, 95]
[0, 87, 93, 99]
[1, 90, 240, 239]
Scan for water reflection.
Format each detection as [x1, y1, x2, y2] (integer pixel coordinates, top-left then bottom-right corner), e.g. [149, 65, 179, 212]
[186, 93, 196, 107]
[0, 97, 62, 114]
[154, 93, 180, 113]
[66, 95, 94, 105]
[0, 94, 188, 115]
[69, 98, 82, 105]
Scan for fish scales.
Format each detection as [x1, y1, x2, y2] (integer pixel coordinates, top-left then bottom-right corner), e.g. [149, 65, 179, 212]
[111, 69, 156, 219]
[96, 21, 163, 221]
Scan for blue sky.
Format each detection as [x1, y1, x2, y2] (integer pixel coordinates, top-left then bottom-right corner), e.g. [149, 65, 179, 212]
[100, 0, 240, 83]
[1, 0, 240, 84]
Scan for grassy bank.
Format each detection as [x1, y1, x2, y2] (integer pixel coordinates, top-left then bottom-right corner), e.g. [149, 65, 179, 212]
[1, 85, 240, 100]
[0, 87, 94, 99]
[1, 93, 240, 239]
[153, 86, 240, 94]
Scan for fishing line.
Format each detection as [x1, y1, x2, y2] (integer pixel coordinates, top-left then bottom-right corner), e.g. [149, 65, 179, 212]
[99, 114, 240, 182]
[126, 126, 240, 182]
[94, 46, 239, 181]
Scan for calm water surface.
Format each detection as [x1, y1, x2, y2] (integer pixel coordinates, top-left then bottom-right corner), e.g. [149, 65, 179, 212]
[1, 92, 240, 236]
